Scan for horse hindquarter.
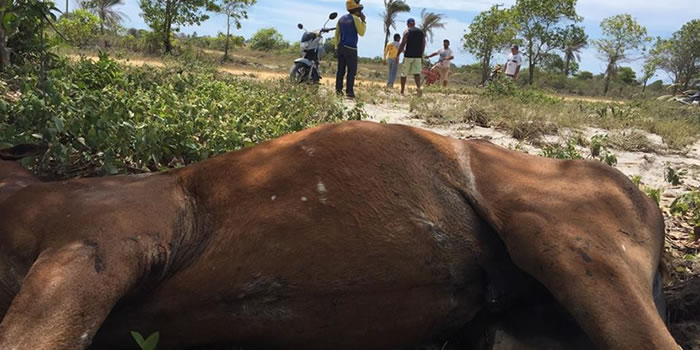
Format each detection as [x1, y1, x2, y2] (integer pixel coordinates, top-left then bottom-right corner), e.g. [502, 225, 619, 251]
[459, 140, 678, 350]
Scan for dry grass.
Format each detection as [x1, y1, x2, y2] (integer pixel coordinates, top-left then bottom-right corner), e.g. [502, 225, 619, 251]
[410, 93, 700, 150]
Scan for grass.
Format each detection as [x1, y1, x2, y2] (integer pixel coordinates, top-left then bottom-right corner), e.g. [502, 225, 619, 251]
[61, 46, 700, 151]
[410, 91, 700, 150]
[607, 130, 657, 152]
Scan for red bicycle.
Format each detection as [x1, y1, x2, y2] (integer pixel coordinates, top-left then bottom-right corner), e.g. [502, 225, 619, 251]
[421, 59, 441, 87]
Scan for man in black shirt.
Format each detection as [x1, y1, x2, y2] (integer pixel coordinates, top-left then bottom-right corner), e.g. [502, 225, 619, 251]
[397, 18, 426, 96]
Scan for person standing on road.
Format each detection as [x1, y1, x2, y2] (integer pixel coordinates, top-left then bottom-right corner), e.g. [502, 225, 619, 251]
[384, 33, 401, 88]
[426, 39, 455, 87]
[335, 0, 367, 99]
[398, 18, 425, 96]
[504, 44, 522, 80]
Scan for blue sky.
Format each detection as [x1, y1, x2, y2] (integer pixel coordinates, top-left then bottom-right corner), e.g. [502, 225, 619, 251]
[101, 0, 698, 81]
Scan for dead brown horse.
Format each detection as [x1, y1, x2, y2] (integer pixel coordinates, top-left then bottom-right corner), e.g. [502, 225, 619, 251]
[0, 121, 679, 349]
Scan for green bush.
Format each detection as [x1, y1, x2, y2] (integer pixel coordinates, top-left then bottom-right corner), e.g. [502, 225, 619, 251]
[54, 9, 101, 48]
[665, 166, 687, 186]
[589, 135, 618, 166]
[645, 187, 662, 206]
[540, 139, 583, 159]
[1, 53, 365, 179]
[248, 28, 289, 52]
[670, 191, 700, 227]
[485, 78, 559, 105]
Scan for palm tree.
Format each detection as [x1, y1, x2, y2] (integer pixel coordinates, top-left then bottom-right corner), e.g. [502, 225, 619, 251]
[381, 0, 411, 51]
[81, 0, 126, 35]
[419, 9, 446, 43]
[560, 25, 588, 77]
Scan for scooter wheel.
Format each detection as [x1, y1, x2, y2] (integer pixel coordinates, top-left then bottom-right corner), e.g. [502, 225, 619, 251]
[290, 63, 310, 84]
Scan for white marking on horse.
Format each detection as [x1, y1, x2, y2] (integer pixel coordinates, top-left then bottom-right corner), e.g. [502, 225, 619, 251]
[271, 195, 277, 201]
[301, 146, 315, 157]
[301, 196, 308, 202]
[317, 180, 328, 204]
[622, 244, 626, 252]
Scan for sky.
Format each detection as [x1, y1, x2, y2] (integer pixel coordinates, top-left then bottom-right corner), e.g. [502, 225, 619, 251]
[89, 0, 699, 81]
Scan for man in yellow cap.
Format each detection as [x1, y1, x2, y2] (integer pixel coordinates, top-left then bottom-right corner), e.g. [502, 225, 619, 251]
[335, 0, 366, 99]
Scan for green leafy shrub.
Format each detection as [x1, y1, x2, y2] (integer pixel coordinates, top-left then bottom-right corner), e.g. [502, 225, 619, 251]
[1, 54, 365, 179]
[54, 9, 101, 48]
[589, 134, 617, 166]
[665, 166, 687, 186]
[248, 28, 289, 51]
[485, 78, 518, 97]
[645, 187, 662, 206]
[630, 175, 642, 188]
[540, 139, 583, 159]
[670, 191, 700, 227]
[485, 78, 560, 105]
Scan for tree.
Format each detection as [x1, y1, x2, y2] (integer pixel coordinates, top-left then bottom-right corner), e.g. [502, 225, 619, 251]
[217, 0, 255, 61]
[513, 0, 580, 84]
[640, 55, 659, 92]
[616, 66, 636, 85]
[1, 0, 60, 71]
[559, 24, 587, 76]
[463, 5, 518, 84]
[594, 14, 650, 94]
[56, 9, 102, 48]
[248, 28, 288, 51]
[81, 0, 125, 35]
[381, 0, 410, 53]
[139, 0, 220, 54]
[541, 52, 578, 74]
[653, 20, 700, 91]
[576, 71, 593, 80]
[419, 9, 446, 43]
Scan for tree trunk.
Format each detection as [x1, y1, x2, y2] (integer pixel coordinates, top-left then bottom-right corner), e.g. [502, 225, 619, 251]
[564, 54, 571, 77]
[163, 1, 173, 54]
[527, 41, 535, 85]
[101, 21, 108, 48]
[383, 24, 389, 58]
[0, 2, 10, 72]
[480, 47, 492, 85]
[481, 58, 490, 85]
[604, 65, 612, 95]
[642, 79, 647, 93]
[224, 14, 231, 61]
[164, 18, 172, 54]
[0, 32, 9, 73]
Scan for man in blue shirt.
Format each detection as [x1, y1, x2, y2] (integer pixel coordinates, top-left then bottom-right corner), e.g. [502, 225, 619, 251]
[335, 0, 367, 99]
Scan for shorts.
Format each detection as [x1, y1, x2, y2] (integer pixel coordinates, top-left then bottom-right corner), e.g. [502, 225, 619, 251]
[402, 57, 422, 77]
[438, 66, 450, 83]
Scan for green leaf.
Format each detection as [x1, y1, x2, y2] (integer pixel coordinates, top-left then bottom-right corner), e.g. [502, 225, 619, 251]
[2, 12, 17, 31]
[130, 331, 146, 348]
[142, 332, 160, 350]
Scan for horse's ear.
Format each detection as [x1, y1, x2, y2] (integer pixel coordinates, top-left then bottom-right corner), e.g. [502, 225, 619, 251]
[0, 144, 48, 161]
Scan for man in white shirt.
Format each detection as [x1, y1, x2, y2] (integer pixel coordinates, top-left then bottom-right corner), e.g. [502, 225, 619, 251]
[504, 44, 522, 80]
[426, 39, 455, 87]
